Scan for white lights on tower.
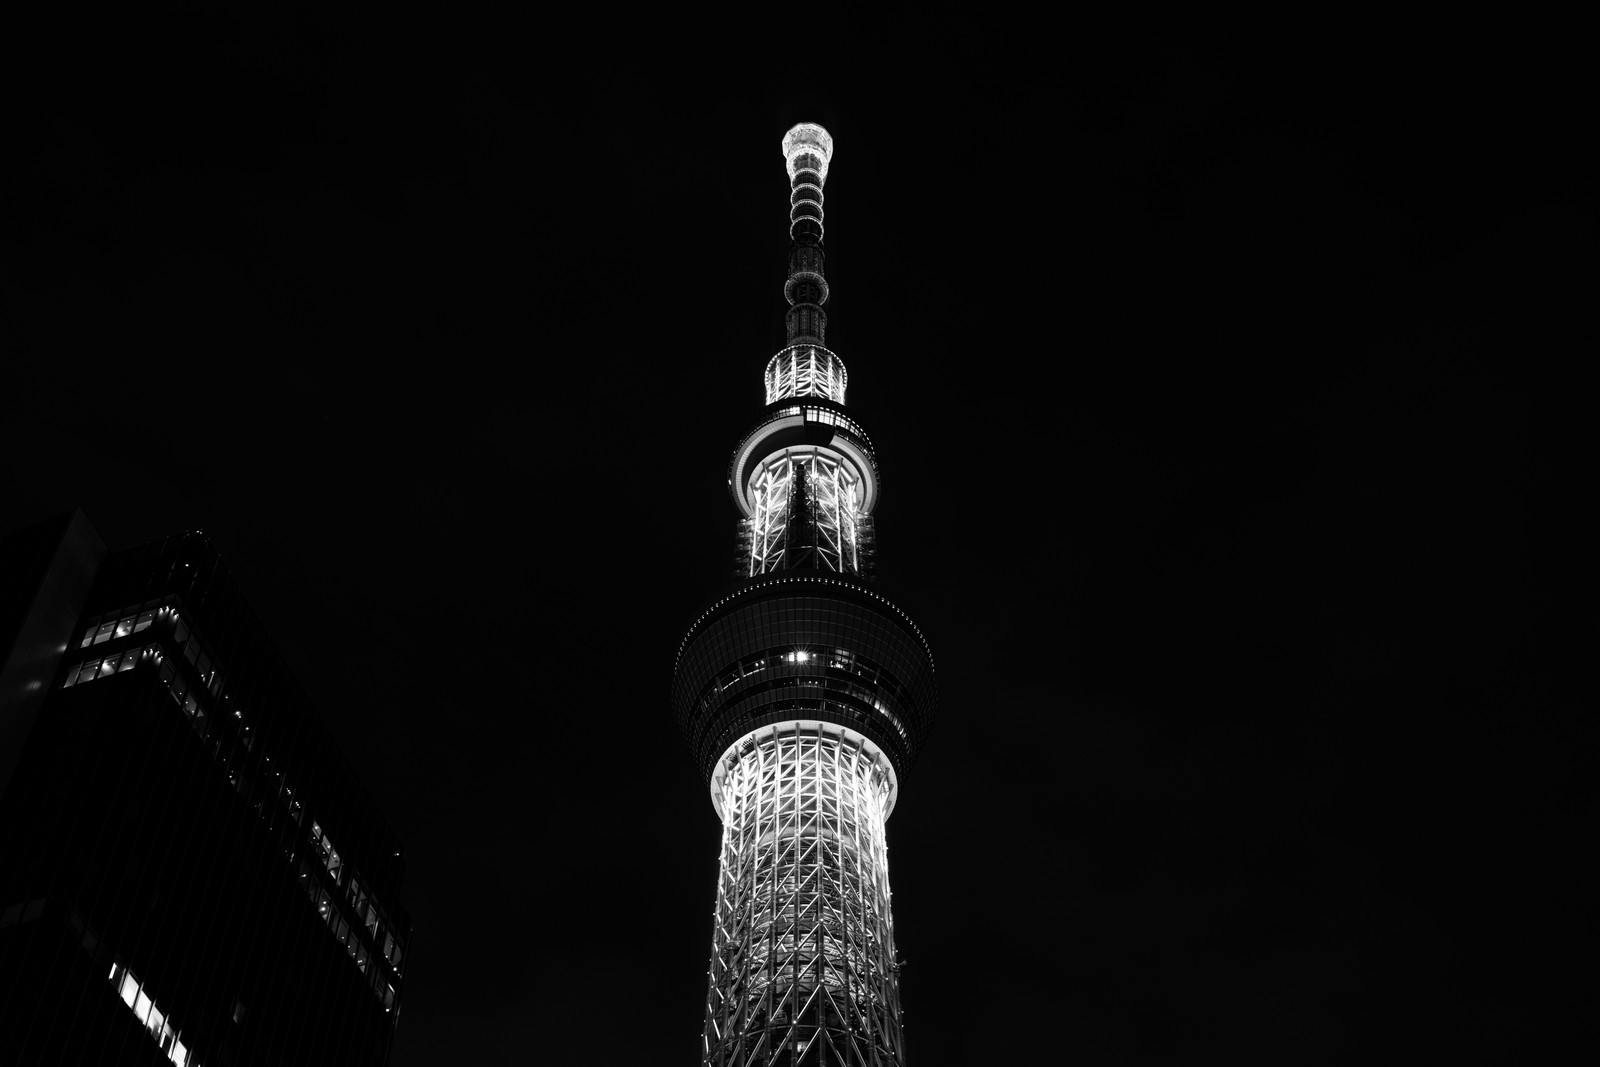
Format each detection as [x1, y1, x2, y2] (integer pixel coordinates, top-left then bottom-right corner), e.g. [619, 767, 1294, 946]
[745, 451, 864, 577]
[702, 723, 903, 1065]
[765, 345, 848, 406]
[677, 123, 933, 1067]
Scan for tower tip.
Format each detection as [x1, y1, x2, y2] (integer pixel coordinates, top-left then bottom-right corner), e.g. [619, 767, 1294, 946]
[782, 123, 834, 182]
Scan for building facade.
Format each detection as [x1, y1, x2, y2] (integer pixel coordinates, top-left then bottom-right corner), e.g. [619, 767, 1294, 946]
[671, 125, 936, 1067]
[0, 512, 409, 1066]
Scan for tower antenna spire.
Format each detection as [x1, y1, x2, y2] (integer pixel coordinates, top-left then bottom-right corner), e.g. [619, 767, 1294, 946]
[781, 122, 833, 345]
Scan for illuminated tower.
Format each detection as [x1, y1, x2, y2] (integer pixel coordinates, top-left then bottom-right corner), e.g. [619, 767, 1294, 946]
[671, 124, 936, 1066]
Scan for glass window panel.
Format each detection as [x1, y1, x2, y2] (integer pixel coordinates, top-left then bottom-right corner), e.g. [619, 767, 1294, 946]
[147, 1002, 164, 1036]
[173, 619, 188, 644]
[115, 616, 135, 639]
[63, 668, 77, 689]
[158, 659, 176, 684]
[173, 1039, 188, 1067]
[183, 693, 199, 716]
[134, 611, 155, 632]
[80, 627, 96, 648]
[78, 662, 99, 684]
[97, 658, 117, 679]
[93, 621, 116, 645]
[134, 988, 152, 1024]
[118, 651, 138, 672]
[120, 972, 139, 1008]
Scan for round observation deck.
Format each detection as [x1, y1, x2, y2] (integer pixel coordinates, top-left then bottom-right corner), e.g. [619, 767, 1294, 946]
[671, 572, 936, 791]
[727, 398, 877, 517]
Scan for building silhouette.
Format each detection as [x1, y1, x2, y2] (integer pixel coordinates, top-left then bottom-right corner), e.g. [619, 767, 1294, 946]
[0, 511, 409, 1066]
[671, 125, 936, 1066]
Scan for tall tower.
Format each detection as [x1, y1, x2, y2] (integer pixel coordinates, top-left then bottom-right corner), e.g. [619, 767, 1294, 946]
[672, 125, 936, 1066]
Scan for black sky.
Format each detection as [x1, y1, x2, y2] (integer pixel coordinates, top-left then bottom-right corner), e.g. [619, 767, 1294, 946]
[3, 9, 1595, 1063]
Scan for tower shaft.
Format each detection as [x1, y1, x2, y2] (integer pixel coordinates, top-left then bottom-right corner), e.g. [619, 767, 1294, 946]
[703, 724, 903, 1066]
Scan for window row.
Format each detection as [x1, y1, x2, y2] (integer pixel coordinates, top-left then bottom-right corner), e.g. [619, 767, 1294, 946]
[698, 645, 910, 715]
[61, 645, 156, 688]
[79, 610, 156, 647]
[109, 962, 199, 1067]
[311, 823, 404, 974]
[300, 861, 399, 1012]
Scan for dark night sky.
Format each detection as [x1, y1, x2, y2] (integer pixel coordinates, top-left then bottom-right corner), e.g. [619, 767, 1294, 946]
[3, 9, 1595, 1063]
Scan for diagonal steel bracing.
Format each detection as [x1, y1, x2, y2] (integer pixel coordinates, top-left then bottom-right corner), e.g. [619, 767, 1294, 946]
[702, 724, 903, 1066]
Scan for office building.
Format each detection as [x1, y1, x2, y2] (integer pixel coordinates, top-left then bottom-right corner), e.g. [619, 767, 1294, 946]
[0, 512, 409, 1066]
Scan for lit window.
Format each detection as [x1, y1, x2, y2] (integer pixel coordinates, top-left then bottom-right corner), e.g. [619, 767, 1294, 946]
[118, 651, 139, 672]
[134, 987, 152, 1025]
[118, 969, 138, 1008]
[115, 615, 135, 639]
[93, 621, 116, 645]
[97, 657, 118, 679]
[133, 611, 154, 633]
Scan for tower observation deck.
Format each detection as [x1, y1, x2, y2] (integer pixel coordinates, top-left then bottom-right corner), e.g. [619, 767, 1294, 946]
[672, 124, 936, 1067]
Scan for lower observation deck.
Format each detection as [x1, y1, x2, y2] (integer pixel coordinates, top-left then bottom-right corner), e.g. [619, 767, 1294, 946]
[671, 573, 936, 797]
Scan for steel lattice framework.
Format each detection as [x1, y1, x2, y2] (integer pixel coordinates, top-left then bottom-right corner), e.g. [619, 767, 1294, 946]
[674, 123, 935, 1067]
[703, 724, 903, 1067]
[766, 345, 847, 405]
[746, 452, 864, 576]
